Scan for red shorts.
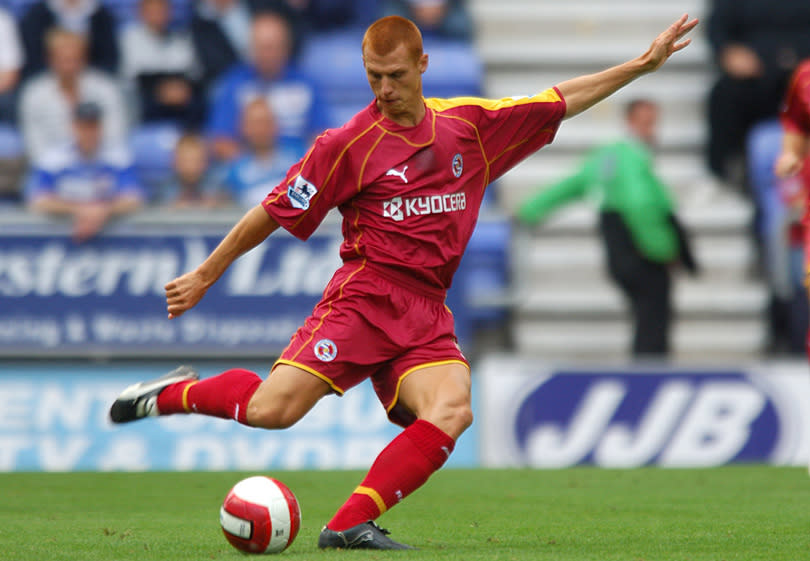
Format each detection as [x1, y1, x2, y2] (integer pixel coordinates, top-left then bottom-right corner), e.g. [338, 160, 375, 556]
[274, 259, 469, 427]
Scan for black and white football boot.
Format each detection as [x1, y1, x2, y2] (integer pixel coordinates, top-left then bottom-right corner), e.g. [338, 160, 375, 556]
[318, 521, 414, 550]
[109, 365, 199, 423]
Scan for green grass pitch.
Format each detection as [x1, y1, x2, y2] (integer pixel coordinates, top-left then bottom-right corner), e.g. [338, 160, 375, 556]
[1, 467, 808, 560]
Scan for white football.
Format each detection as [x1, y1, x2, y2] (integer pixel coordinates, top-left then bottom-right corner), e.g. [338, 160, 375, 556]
[219, 476, 302, 554]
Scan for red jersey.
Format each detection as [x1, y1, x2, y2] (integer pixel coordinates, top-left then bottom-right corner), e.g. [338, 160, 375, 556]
[262, 89, 566, 292]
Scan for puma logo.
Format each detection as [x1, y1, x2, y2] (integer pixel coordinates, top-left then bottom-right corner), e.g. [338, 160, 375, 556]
[385, 165, 409, 183]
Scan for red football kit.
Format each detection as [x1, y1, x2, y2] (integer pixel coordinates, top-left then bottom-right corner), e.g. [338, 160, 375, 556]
[262, 90, 566, 426]
[780, 60, 810, 269]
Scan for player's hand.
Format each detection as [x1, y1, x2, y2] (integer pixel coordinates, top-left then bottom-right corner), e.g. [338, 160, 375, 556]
[774, 151, 804, 178]
[641, 14, 699, 73]
[165, 270, 210, 319]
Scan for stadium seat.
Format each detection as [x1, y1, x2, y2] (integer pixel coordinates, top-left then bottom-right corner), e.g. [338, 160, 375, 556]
[421, 39, 483, 98]
[130, 122, 181, 200]
[299, 30, 367, 106]
[0, 124, 23, 158]
[458, 219, 511, 323]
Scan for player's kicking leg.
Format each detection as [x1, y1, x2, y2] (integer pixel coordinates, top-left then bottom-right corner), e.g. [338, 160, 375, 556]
[318, 362, 472, 550]
[109, 364, 329, 428]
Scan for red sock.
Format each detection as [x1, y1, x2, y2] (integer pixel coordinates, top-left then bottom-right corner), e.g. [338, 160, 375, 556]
[327, 419, 455, 531]
[156, 368, 262, 425]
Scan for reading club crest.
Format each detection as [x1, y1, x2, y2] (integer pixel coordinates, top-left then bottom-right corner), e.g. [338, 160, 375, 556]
[314, 338, 338, 362]
[452, 153, 463, 178]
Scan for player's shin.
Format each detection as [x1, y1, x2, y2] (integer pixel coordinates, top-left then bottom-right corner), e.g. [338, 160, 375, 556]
[327, 419, 455, 531]
[156, 368, 262, 425]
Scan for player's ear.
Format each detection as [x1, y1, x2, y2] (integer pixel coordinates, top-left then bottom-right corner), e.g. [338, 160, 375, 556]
[418, 53, 428, 74]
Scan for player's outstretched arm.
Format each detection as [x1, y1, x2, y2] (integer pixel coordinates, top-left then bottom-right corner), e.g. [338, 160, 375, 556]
[164, 205, 280, 319]
[556, 14, 699, 119]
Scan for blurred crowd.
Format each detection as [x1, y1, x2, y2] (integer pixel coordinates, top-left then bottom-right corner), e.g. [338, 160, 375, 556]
[706, 0, 810, 354]
[0, 0, 476, 239]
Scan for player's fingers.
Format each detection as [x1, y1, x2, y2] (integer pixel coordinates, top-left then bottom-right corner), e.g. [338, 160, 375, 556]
[675, 18, 699, 39]
[672, 38, 692, 52]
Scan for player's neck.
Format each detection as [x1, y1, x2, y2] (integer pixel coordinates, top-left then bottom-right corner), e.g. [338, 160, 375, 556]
[378, 101, 426, 128]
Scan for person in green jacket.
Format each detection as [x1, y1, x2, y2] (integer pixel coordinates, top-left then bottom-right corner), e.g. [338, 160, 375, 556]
[518, 98, 697, 357]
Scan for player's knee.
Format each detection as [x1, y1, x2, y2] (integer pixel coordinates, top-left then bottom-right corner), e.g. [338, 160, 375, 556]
[429, 399, 473, 440]
[453, 403, 474, 434]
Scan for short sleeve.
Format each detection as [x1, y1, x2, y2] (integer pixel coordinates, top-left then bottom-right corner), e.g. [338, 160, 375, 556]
[429, 89, 566, 181]
[781, 62, 810, 135]
[261, 131, 358, 240]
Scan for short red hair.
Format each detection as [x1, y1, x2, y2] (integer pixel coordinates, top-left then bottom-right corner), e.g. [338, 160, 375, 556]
[362, 16, 423, 62]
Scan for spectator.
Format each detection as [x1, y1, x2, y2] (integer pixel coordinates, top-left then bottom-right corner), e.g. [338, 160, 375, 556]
[0, 6, 24, 124]
[158, 133, 224, 208]
[206, 12, 329, 161]
[517, 99, 698, 357]
[26, 101, 144, 242]
[190, 0, 252, 90]
[120, 0, 205, 129]
[19, 0, 119, 79]
[707, 0, 810, 185]
[382, 0, 472, 41]
[224, 98, 300, 207]
[253, 0, 378, 37]
[19, 29, 129, 166]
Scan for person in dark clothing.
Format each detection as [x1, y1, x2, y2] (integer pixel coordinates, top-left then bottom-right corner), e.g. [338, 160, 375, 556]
[519, 100, 698, 357]
[19, 0, 119, 80]
[706, 0, 810, 185]
[190, 0, 252, 90]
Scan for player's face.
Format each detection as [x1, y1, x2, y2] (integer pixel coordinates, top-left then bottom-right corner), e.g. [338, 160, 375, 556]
[363, 43, 428, 124]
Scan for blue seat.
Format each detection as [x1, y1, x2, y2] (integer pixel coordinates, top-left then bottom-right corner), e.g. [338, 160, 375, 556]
[0, 124, 23, 158]
[422, 39, 483, 98]
[300, 30, 368, 109]
[130, 122, 180, 199]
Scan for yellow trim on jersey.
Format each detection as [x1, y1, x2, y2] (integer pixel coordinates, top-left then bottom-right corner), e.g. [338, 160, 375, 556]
[357, 130, 386, 192]
[288, 117, 385, 231]
[435, 111, 491, 190]
[386, 359, 471, 414]
[375, 107, 437, 147]
[272, 359, 345, 395]
[425, 88, 562, 113]
[354, 485, 387, 514]
[291, 258, 367, 362]
[181, 381, 197, 413]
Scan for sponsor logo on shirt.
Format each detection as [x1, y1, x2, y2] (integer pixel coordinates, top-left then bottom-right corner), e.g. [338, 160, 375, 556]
[382, 192, 467, 222]
[287, 175, 318, 210]
[314, 338, 338, 362]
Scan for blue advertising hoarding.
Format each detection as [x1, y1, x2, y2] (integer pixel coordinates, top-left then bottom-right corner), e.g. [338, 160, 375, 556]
[0, 361, 479, 471]
[480, 356, 810, 468]
[0, 214, 506, 356]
